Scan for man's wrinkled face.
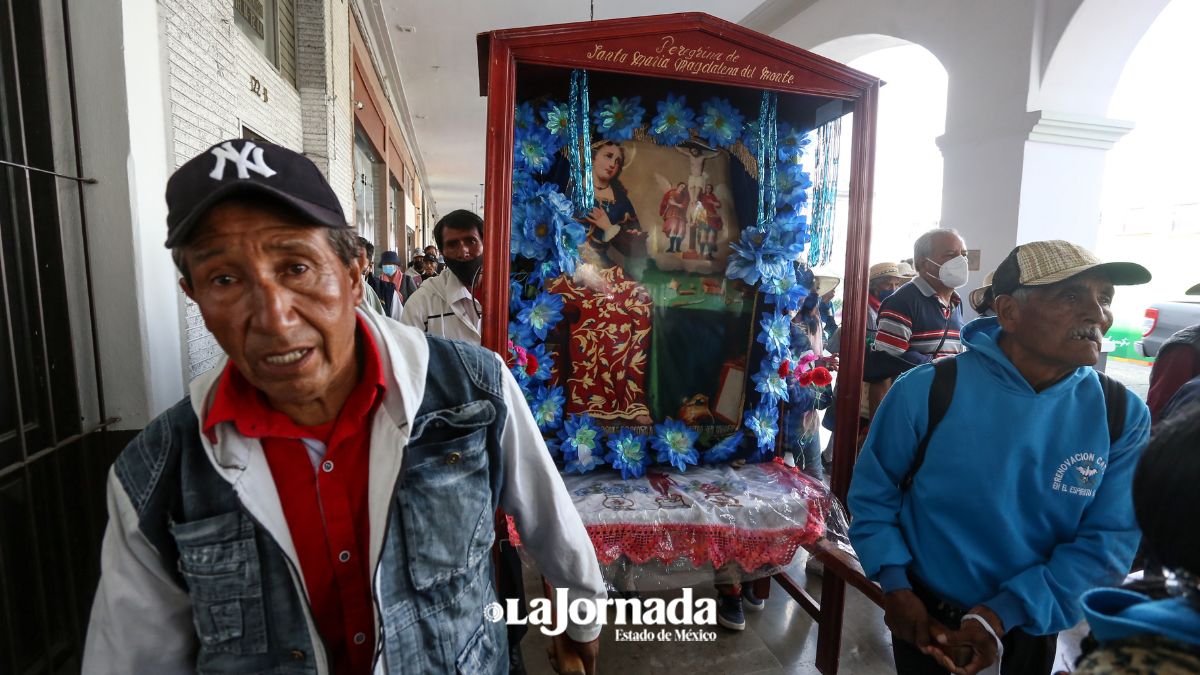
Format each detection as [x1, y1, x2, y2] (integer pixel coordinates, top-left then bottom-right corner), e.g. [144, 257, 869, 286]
[440, 225, 483, 262]
[1001, 270, 1115, 369]
[180, 201, 361, 409]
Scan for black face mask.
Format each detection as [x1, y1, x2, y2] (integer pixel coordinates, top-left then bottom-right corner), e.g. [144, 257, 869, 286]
[445, 256, 483, 287]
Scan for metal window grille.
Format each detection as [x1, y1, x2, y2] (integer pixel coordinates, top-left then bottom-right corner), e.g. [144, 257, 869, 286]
[0, 1, 111, 673]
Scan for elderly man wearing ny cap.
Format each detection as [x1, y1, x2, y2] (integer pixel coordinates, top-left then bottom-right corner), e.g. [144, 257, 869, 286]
[849, 239, 1152, 675]
[82, 139, 606, 674]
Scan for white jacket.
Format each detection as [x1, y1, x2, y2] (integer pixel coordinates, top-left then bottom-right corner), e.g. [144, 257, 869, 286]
[83, 308, 605, 674]
[399, 268, 481, 342]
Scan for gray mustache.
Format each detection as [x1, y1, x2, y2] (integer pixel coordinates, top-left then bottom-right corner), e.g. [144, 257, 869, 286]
[1068, 327, 1103, 341]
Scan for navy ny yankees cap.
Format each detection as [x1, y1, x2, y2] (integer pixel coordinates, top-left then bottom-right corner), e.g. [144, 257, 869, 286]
[164, 139, 347, 248]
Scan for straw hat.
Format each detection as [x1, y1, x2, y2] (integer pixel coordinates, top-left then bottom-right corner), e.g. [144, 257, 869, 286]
[815, 275, 841, 297]
[969, 270, 995, 313]
[869, 262, 915, 282]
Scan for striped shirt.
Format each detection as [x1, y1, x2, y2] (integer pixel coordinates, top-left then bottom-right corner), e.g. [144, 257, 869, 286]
[871, 276, 964, 365]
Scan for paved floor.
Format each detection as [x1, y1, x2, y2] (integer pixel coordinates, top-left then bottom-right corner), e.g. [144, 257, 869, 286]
[1102, 357, 1151, 401]
[519, 555, 895, 675]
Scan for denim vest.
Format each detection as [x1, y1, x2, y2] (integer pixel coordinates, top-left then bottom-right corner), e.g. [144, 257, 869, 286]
[113, 336, 509, 674]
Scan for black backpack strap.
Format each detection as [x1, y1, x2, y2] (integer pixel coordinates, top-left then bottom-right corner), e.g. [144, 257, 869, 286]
[900, 357, 958, 491]
[1095, 371, 1127, 446]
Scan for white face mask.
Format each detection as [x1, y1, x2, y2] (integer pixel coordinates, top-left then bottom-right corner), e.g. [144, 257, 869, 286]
[926, 255, 970, 289]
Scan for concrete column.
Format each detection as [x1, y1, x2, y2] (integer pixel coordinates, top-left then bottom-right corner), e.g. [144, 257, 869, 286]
[1017, 112, 1133, 250]
[67, 0, 184, 429]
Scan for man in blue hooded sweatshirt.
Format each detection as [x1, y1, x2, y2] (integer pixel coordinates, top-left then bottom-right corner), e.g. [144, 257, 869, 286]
[849, 240, 1152, 675]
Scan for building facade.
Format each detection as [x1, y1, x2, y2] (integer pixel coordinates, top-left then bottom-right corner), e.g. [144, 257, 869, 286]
[0, 0, 429, 669]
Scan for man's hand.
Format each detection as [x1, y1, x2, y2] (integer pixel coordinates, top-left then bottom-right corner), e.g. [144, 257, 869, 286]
[927, 606, 1004, 674]
[883, 589, 934, 648]
[548, 634, 599, 675]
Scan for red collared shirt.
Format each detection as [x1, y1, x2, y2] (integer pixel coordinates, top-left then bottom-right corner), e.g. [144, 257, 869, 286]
[204, 316, 384, 674]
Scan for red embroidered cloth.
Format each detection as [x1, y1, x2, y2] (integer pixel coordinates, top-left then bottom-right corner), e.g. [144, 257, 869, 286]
[546, 267, 653, 422]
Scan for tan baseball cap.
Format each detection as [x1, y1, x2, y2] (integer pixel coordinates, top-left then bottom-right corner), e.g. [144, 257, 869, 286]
[869, 262, 916, 281]
[991, 240, 1150, 296]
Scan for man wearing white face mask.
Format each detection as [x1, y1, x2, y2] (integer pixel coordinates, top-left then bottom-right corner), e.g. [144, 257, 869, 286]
[867, 229, 968, 387]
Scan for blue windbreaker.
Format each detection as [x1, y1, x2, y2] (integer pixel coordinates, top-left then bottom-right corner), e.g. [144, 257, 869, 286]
[848, 317, 1150, 635]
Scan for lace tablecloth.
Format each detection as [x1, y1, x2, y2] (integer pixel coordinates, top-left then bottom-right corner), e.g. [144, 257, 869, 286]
[512, 459, 827, 586]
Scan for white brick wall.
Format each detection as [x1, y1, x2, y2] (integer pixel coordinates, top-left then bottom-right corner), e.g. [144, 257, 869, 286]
[159, 0, 351, 379]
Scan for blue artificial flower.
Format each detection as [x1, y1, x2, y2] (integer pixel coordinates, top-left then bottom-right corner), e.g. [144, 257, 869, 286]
[516, 182, 574, 261]
[548, 185, 587, 276]
[516, 129, 553, 174]
[593, 96, 646, 142]
[752, 356, 790, 407]
[758, 310, 792, 356]
[703, 431, 744, 464]
[697, 97, 744, 148]
[517, 183, 583, 273]
[605, 429, 649, 480]
[527, 259, 563, 286]
[509, 278, 528, 315]
[649, 94, 695, 146]
[510, 178, 545, 260]
[651, 418, 700, 472]
[777, 123, 812, 163]
[508, 320, 536, 351]
[510, 362, 530, 387]
[518, 291, 565, 340]
[543, 101, 571, 138]
[525, 342, 554, 382]
[742, 119, 761, 157]
[772, 208, 808, 234]
[560, 414, 605, 474]
[512, 167, 538, 198]
[513, 206, 552, 260]
[540, 101, 568, 156]
[762, 273, 808, 313]
[532, 385, 567, 433]
[514, 102, 538, 136]
[765, 218, 808, 265]
[776, 163, 812, 209]
[726, 227, 790, 286]
[744, 404, 778, 452]
[555, 224, 586, 276]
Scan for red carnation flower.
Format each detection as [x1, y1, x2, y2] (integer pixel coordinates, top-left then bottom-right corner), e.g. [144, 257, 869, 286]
[798, 370, 815, 387]
[811, 366, 832, 387]
[525, 353, 539, 376]
[778, 360, 792, 378]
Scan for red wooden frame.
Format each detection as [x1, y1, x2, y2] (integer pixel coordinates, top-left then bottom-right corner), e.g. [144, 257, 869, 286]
[478, 14, 880, 674]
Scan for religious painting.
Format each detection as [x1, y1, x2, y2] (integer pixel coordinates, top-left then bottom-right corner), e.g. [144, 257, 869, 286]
[538, 132, 756, 439]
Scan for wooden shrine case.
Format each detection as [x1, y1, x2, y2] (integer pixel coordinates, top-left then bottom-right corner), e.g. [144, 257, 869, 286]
[478, 14, 881, 674]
